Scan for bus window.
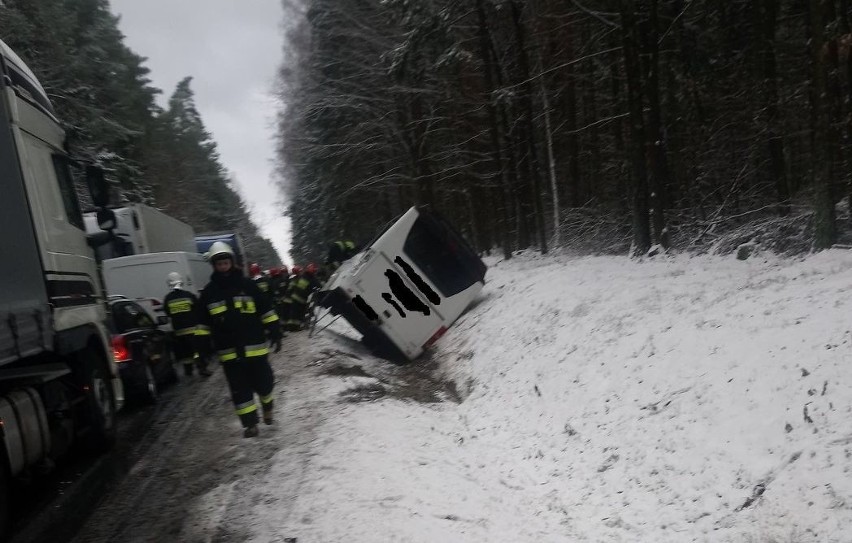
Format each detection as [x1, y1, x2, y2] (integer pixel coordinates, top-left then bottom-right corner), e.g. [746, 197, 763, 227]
[402, 213, 484, 298]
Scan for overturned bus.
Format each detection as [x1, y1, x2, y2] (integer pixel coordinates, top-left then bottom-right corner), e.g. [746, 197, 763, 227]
[316, 206, 487, 362]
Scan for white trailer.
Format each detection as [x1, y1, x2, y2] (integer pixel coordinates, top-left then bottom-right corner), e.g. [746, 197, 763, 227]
[84, 203, 196, 260]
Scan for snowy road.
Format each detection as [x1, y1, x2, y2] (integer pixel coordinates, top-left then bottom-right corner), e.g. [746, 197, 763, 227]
[72, 332, 326, 542]
[71, 324, 458, 543]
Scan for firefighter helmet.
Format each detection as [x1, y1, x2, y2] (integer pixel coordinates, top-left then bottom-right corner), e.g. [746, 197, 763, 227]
[305, 263, 318, 275]
[167, 272, 183, 288]
[269, 267, 281, 277]
[249, 263, 261, 276]
[207, 241, 235, 262]
[291, 265, 303, 276]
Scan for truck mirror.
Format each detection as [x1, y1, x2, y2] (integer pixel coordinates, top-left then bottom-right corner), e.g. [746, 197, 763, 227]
[86, 165, 110, 208]
[97, 207, 116, 231]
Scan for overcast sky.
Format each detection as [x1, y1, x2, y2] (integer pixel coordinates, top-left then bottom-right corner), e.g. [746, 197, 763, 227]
[109, 0, 293, 264]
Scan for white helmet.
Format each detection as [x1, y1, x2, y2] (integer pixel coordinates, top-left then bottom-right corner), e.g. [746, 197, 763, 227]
[207, 241, 235, 262]
[167, 272, 183, 288]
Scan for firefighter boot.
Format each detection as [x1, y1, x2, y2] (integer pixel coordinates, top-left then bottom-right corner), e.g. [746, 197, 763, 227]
[243, 425, 259, 438]
[262, 404, 273, 425]
[197, 360, 212, 377]
[183, 363, 195, 377]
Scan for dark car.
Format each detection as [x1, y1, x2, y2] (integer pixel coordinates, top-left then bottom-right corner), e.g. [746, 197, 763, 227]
[106, 297, 178, 404]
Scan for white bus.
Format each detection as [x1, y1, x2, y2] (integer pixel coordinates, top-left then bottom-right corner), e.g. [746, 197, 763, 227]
[316, 206, 487, 362]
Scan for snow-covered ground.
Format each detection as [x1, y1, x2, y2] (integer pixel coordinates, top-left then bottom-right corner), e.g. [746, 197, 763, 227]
[75, 250, 852, 543]
[266, 250, 852, 543]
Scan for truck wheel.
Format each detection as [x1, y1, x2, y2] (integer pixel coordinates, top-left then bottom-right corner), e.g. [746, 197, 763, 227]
[0, 454, 10, 539]
[77, 348, 117, 452]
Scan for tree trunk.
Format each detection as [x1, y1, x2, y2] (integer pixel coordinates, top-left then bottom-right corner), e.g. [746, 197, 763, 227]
[538, 53, 560, 248]
[641, 0, 671, 250]
[619, 0, 651, 255]
[582, 23, 600, 205]
[755, 0, 790, 216]
[564, 47, 581, 207]
[510, 0, 548, 254]
[810, 0, 837, 249]
[475, 0, 513, 259]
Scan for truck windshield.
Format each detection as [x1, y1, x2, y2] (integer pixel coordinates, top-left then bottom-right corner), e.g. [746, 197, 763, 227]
[402, 212, 486, 298]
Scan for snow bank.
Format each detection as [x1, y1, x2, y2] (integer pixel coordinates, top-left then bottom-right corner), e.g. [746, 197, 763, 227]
[251, 250, 852, 543]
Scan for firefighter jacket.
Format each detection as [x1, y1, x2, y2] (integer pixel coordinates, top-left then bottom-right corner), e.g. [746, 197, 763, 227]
[270, 275, 289, 306]
[287, 273, 322, 305]
[326, 240, 357, 272]
[196, 270, 281, 362]
[164, 288, 200, 336]
[253, 275, 275, 307]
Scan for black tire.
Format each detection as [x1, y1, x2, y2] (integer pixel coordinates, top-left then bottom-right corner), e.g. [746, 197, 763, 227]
[76, 348, 117, 453]
[163, 344, 180, 384]
[0, 453, 10, 540]
[138, 363, 159, 405]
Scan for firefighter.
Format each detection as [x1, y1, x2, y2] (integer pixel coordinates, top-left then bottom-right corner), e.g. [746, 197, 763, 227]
[249, 262, 275, 307]
[163, 272, 211, 377]
[280, 265, 300, 331]
[283, 263, 322, 330]
[269, 265, 289, 319]
[196, 242, 282, 438]
[325, 240, 358, 276]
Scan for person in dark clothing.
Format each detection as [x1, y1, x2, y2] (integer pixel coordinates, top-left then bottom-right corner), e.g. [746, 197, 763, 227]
[164, 272, 212, 377]
[283, 263, 322, 330]
[280, 265, 299, 331]
[196, 242, 282, 438]
[249, 262, 275, 308]
[269, 266, 289, 319]
[325, 240, 358, 276]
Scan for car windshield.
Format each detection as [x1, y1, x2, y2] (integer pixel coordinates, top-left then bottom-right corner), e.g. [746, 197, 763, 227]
[110, 301, 155, 333]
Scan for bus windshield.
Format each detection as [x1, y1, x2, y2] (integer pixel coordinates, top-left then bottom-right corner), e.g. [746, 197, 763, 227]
[402, 210, 486, 298]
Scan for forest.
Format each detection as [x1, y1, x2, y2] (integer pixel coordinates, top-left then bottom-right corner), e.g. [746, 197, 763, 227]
[277, 0, 852, 262]
[0, 0, 280, 264]
[3, 1, 850, 265]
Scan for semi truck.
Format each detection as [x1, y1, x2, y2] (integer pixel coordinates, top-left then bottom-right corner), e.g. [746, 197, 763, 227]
[0, 39, 123, 535]
[83, 203, 197, 260]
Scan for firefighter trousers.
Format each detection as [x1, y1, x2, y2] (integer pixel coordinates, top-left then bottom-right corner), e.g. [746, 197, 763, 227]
[284, 301, 308, 330]
[173, 334, 207, 375]
[221, 355, 275, 428]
